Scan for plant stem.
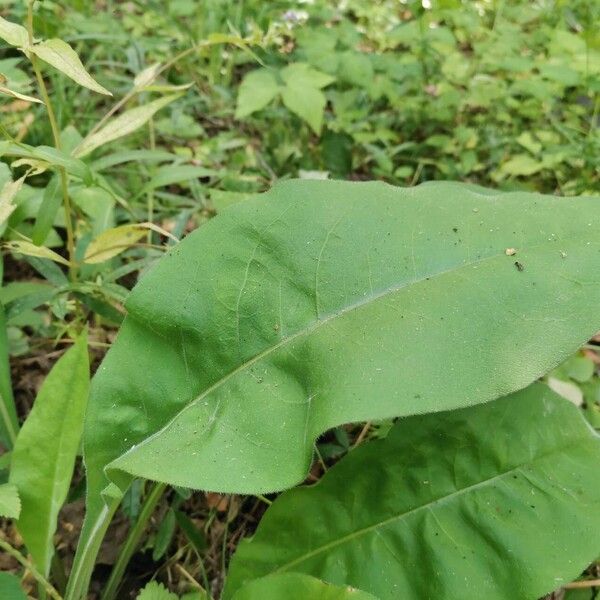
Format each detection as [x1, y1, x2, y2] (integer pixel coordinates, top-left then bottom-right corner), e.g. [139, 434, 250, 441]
[0, 537, 62, 600]
[101, 482, 167, 600]
[26, 1, 76, 279]
[64, 499, 119, 600]
[0, 391, 18, 448]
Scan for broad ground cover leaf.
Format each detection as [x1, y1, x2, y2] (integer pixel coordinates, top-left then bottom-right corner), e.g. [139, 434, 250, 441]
[232, 573, 377, 600]
[235, 69, 280, 118]
[76, 180, 600, 592]
[10, 332, 89, 577]
[225, 384, 600, 600]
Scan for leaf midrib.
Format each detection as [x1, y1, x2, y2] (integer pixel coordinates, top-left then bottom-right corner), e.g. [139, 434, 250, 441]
[117, 234, 598, 462]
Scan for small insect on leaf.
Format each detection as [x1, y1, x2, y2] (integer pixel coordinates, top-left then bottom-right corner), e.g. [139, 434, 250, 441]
[514, 261, 525, 271]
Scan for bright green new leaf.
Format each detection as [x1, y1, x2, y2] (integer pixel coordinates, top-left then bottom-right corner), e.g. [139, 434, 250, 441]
[30, 39, 111, 96]
[232, 573, 377, 600]
[0, 16, 29, 49]
[235, 69, 280, 118]
[10, 332, 89, 577]
[278, 63, 333, 134]
[0, 483, 20, 519]
[225, 384, 600, 600]
[32, 175, 61, 246]
[137, 581, 178, 600]
[281, 82, 327, 134]
[74, 94, 180, 157]
[4, 240, 70, 266]
[280, 63, 335, 90]
[0, 572, 27, 600]
[74, 180, 600, 591]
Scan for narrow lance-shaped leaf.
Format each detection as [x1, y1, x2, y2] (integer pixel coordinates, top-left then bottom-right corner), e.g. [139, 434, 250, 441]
[232, 573, 378, 600]
[30, 39, 111, 96]
[9, 332, 89, 577]
[225, 383, 600, 600]
[74, 94, 181, 158]
[75, 180, 600, 593]
[4, 240, 70, 266]
[0, 86, 43, 104]
[32, 175, 61, 246]
[0, 175, 26, 231]
[0, 303, 18, 449]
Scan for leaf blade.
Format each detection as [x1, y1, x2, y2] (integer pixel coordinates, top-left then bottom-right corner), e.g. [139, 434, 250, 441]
[30, 39, 111, 96]
[232, 573, 378, 600]
[235, 69, 280, 118]
[225, 384, 600, 600]
[80, 180, 600, 563]
[74, 94, 180, 158]
[0, 483, 20, 519]
[9, 332, 89, 576]
[0, 16, 29, 48]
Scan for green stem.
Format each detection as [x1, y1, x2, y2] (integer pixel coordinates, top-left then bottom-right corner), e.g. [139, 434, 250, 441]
[64, 499, 120, 600]
[0, 537, 62, 600]
[101, 482, 167, 600]
[26, 1, 76, 279]
[0, 391, 18, 448]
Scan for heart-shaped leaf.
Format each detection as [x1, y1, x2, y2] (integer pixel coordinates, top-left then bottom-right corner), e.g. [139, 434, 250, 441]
[225, 383, 600, 600]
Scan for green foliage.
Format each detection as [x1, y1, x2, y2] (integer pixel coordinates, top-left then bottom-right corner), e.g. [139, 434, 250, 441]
[9, 331, 89, 577]
[225, 383, 600, 599]
[231, 573, 377, 600]
[82, 179, 600, 511]
[0, 1, 599, 599]
[0, 482, 20, 518]
[0, 572, 27, 600]
[236, 63, 334, 133]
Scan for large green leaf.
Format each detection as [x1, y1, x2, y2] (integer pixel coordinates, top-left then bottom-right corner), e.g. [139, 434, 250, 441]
[225, 383, 600, 599]
[232, 573, 377, 600]
[74, 180, 600, 596]
[9, 332, 89, 577]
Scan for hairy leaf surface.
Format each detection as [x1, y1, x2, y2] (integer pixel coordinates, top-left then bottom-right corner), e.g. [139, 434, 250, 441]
[225, 384, 600, 599]
[80, 180, 600, 573]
